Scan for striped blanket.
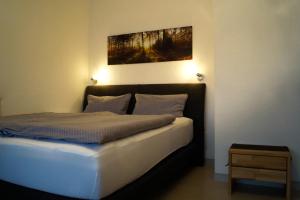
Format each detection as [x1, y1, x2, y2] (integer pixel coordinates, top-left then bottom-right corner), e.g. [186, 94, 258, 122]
[0, 112, 175, 144]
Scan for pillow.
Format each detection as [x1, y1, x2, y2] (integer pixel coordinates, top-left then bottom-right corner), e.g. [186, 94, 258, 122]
[133, 94, 188, 117]
[84, 94, 131, 114]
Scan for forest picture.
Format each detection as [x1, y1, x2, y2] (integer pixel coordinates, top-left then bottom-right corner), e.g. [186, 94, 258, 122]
[108, 26, 192, 65]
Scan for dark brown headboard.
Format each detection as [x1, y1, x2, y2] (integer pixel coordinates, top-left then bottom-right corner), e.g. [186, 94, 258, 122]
[83, 83, 206, 164]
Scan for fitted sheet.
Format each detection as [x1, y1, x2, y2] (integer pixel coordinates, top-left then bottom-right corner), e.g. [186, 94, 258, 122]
[0, 117, 193, 199]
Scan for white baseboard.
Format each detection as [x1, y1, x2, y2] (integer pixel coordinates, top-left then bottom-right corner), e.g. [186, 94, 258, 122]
[214, 173, 227, 182]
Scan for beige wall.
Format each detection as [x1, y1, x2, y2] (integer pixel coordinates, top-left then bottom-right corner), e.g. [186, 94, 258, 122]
[0, 0, 89, 115]
[89, 0, 215, 159]
[0, 0, 215, 158]
[214, 0, 300, 181]
[3, 1, 298, 179]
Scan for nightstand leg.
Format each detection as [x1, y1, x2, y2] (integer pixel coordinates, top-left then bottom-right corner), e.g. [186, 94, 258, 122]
[228, 177, 233, 194]
[228, 175, 231, 193]
[286, 156, 291, 200]
[228, 152, 232, 194]
[286, 182, 291, 200]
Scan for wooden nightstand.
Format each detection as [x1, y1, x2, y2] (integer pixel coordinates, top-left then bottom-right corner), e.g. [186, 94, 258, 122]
[228, 144, 292, 200]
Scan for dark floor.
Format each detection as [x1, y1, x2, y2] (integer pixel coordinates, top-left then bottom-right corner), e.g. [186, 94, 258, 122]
[145, 160, 300, 200]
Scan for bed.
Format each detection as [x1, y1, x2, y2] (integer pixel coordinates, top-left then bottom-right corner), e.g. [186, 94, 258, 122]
[0, 83, 206, 200]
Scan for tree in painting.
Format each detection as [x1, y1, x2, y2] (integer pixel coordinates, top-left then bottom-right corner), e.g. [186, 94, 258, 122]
[108, 26, 192, 65]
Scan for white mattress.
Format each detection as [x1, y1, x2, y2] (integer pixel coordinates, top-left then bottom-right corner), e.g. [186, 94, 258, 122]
[0, 117, 193, 199]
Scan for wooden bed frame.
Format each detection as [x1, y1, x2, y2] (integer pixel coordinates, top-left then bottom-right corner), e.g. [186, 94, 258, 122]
[0, 83, 206, 200]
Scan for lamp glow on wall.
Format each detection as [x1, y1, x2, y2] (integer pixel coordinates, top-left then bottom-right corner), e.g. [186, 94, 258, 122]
[182, 60, 204, 81]
[91, 67, 110, 85]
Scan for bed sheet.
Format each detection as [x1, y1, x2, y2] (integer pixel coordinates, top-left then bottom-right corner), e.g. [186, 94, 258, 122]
[0, 117, 193, 199]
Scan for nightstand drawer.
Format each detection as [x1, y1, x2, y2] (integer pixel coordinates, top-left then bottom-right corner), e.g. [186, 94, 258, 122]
[232, 154, 286, 170]
[232, 167, 286, 183]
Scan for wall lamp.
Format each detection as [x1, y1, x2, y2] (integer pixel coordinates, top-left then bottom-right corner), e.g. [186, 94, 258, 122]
[91, 78, 98, 85]
[196, 73, 204, 81]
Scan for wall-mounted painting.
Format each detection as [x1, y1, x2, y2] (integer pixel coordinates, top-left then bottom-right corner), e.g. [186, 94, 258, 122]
[108, 26, 192, 65]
